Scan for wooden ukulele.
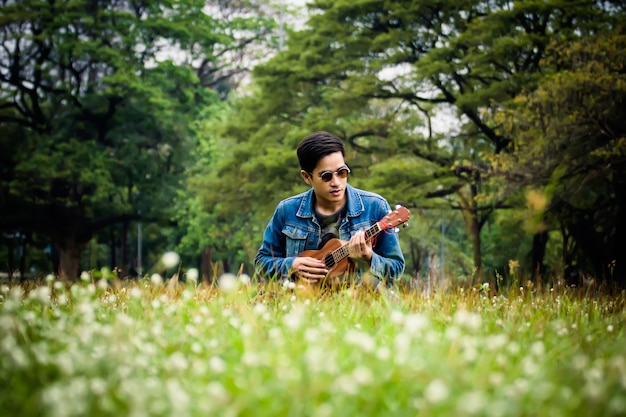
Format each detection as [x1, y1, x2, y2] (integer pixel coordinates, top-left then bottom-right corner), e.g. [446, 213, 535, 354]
[297, 205, 410, 284]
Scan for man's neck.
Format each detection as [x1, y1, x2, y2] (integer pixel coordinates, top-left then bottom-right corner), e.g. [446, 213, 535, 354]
[315, 196, 346, 216]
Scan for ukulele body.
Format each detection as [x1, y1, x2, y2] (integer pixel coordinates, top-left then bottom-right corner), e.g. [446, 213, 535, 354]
[298, 238, 356, 279]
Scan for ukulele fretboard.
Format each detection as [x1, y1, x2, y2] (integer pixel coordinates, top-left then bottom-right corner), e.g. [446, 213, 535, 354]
[324, 222, 381, 268]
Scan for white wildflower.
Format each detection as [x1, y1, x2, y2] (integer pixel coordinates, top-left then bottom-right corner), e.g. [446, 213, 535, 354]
[485, 334, 509, 351]
[150, 273, 163, 286]
[376, 346, 391, 361]
[206, 381, 229, 404]
[218, 273, 238, 293]
[253, 303, 267, 315]
[404, 313, 429, 334]
[130, 286, 142, 298]
[167, 352, 189, 372]
[239, 273, 251, 286]
[333, 375, 358, 395]
[344, 330, 376, 353]
[530, 341, 545, 357]
[390, 310, 404, 324]
[453, 310, 482, 331]
[209, 357, 226, 373]
[457, 390, 486, 415]
[161, 251, 180, 269]
[80, 271, 91, 282]
[424, 379, 449, 403]
[57, 294, 68, 306]
[283, 311, 303, 330]
[607, 324, 614, 332]
[30, 286, 51, 305]
[352, 366, 374, 385]
[186, 268, 199, 284]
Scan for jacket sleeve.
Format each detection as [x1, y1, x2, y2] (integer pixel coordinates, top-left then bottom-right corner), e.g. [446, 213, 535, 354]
[365, 199, 406, 285]
[253, 203, 295, 280]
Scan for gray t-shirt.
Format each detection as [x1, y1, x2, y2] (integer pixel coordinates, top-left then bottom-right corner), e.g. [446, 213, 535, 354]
[315, 203, 346, 249]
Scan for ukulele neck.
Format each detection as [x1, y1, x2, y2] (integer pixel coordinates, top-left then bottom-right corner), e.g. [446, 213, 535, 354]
[332, 222, 381, 261]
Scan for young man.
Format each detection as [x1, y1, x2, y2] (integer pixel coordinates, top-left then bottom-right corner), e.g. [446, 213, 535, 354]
[254, 131, 405, 287]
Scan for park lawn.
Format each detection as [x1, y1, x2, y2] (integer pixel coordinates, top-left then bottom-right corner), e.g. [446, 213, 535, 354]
[1, 275, 625, 417]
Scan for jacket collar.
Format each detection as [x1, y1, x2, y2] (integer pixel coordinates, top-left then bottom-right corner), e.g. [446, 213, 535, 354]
[296, 184, 364, 219]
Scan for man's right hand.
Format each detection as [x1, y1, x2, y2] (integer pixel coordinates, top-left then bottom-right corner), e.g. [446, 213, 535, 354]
[292, 256, 329, 283]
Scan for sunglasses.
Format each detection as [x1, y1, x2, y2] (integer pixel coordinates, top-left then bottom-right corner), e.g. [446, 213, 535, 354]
[309, 166, 351, 182]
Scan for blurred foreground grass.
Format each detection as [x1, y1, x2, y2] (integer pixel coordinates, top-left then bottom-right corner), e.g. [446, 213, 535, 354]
[1, 276, 625, 417]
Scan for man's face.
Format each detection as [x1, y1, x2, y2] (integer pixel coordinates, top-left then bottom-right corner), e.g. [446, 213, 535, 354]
[302, 151, 349, 211]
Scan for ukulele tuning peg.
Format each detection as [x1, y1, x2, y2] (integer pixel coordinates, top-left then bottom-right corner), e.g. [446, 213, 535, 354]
[394, 204, 401, 210]
[393, 227, 400, 233]
[403, 223, 409, 228]
[387, 209, 392, 214]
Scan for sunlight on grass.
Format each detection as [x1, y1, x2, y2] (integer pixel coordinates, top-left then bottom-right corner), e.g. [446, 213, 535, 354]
[1, 276, 625, 417]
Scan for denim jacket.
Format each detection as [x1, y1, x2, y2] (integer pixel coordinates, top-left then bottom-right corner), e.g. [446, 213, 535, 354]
[254, 185, 405, 285]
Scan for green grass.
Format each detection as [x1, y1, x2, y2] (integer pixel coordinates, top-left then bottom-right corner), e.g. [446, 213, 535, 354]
[1, 276, 625, 417]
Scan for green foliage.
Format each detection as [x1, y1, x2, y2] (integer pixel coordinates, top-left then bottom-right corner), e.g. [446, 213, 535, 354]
[493, 32, 626, 282]
[0, 0, 276, 278]
[194, 0, 626, 282]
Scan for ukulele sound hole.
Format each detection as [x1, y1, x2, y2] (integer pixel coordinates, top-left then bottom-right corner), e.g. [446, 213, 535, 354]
[323, 254, 335, 268]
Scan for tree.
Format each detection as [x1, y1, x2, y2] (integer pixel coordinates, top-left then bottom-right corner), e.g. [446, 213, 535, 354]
[494, 32, 626, 285]
[194, 0, 624, 281]
[0, 0, 275, 279]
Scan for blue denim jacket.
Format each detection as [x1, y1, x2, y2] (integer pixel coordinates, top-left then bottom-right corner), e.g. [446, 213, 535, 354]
[254, 185, 405, 284]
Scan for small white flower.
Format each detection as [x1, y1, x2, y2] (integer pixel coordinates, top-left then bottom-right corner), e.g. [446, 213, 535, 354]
[161, 251, 180, 269]
[345, 330, 376, 353]
[30, 286, 51, 305]
[239, 274, 251, 286]
[425, 379, 449, 403]
[207, 382, 229, 403]
[218, 273, 238, 293]
[390, 310, 404, 324]
[186, 268, 199, 284]
[130, 287, 142, 298]
[45, 274, 55, 284]
[404, 313, 429, 334]
[607, 324, 614, 332]
[80, 271, 91, 282]
[209, 356, 226, 373]
[150, 273, 163, 286]
[457, 390, 486, 415]
[352, 366, 374, 385]
[453, 310, 482, 331]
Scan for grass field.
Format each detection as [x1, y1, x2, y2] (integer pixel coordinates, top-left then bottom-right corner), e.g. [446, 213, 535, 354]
[1, 272, 625, 417]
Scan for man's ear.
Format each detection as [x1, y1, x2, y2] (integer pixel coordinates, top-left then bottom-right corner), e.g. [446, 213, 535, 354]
[301, 170, 312, 185]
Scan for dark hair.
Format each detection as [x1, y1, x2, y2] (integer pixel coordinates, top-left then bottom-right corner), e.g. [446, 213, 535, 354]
[297, 131, 345, 173]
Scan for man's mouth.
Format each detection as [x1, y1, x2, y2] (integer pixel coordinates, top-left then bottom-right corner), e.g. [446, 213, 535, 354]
[330, 189, 342, 196]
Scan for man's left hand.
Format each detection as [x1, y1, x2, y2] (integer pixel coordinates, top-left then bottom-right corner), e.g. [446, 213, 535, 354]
[347, 231, 372, 264]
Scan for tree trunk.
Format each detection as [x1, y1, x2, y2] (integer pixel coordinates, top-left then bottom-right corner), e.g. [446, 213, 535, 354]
[58, 239, 86, 281]
[531, 230, 548, 281]
[611, 170, 626, 288]
[201, 247, 213, 285]
[109, 227, 117, 271]
[7, 235, 14, 279]
[468, 215, 482, 280]
[119, 221, 129, 278]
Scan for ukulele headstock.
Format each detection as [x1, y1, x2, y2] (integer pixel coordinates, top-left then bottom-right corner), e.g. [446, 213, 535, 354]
[379, 205, 410, 231]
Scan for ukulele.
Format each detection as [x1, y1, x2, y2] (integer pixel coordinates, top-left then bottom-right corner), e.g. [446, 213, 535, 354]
[297, 205, 410, 284]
